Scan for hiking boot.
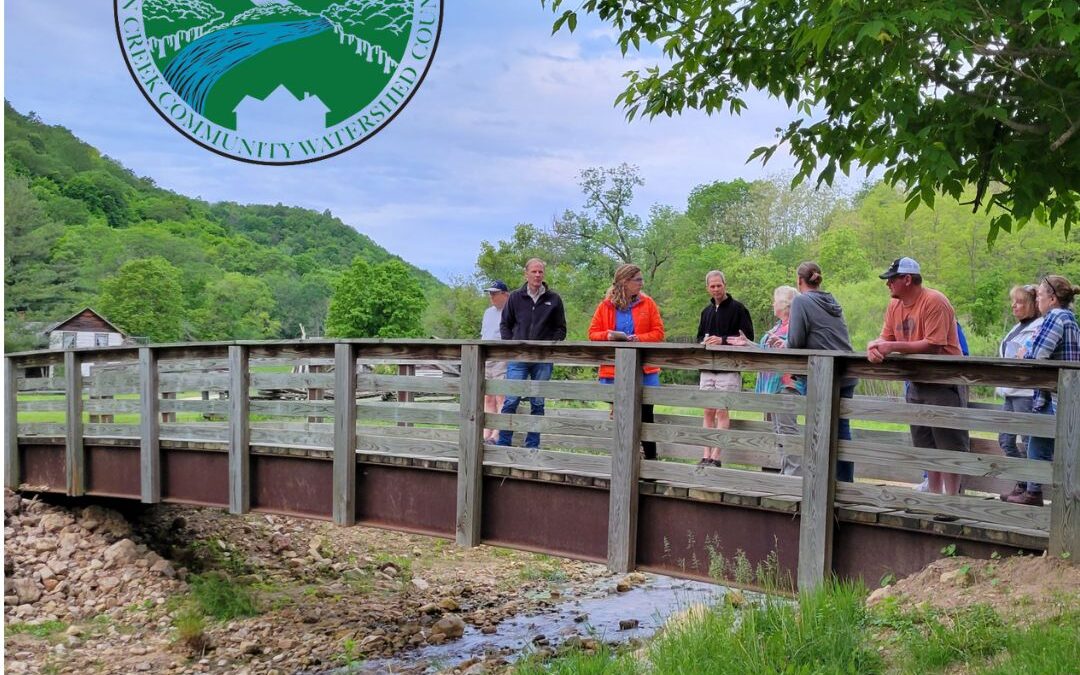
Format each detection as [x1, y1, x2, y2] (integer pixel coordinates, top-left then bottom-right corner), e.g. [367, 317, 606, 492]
[1000, 483, 1026, 502]
[1006, 490, 1045, 507]
[697, 458, 712, 467]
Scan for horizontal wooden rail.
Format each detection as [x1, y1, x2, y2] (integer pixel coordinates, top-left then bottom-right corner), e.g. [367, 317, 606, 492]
[840, 398, 1055, 436]
[485, 379, 614, 401]
[643, 385, 806, 414]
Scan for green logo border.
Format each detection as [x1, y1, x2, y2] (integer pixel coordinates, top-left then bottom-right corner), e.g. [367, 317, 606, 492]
[113, 1, 443, 165]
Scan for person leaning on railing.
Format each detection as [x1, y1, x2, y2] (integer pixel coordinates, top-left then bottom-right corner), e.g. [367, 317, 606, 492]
[787, 262, 858, 482]
[587, 263, 666, 460]
[1003, 274, 1080, 507]
[995, 284, 1043, 495]
[752, 285, 801, 472]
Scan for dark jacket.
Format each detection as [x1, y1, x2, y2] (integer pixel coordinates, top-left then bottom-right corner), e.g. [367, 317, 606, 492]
[500, 283, 567, 341]
[695, 295, 754, 344]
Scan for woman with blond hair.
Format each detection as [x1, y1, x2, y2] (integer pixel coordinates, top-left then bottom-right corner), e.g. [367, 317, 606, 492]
[588, 264, 665, 459]
[1004, 274, 1080, 506]
[995, 285, 1042, 486]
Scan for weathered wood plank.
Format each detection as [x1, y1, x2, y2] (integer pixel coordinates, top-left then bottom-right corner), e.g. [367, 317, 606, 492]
[655, 346, 810, 374]
[5, 358, 20, 489]
[355, 402, 461, 426]
[643, 385, 807, 414]
[835, 482, 1049, 531]
[486, 412, 615, 438]
[798, 355, 838, 592]
[159, 399, 230, 414]
[838, 440, 1053, 484]
[249, 372, 336, 390]
[456, 345, 485, 547]
[1050, 369, 1080, 560]
[333, 344, 358, 526]
[608, 348, 642, 573]
[840, 355, 1064, 390]
[357, 436, 458, 459]
[139, 348, 161, 504]
[482, 446, 611, 475]
[641, 423, 801, 454]
[228, 346, 250, 515]
[249, 400, 337, 416]
[484, 379, 614, 401]
[160, 372, 231, 392]
[358, 374, 460, 395]
[840, 398, 1056, 436]
[17, 377, 64, 392]
[64, 351, 85, 497]
[638, 460, 803, 496]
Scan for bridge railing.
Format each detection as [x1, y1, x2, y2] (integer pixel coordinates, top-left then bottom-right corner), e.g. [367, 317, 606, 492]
[5, 339, 1078, 590]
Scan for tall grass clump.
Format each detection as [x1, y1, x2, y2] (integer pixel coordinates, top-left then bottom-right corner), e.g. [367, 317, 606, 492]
[646, 580, 881, 674]
[189, 571, 258, 620]
[513, 644, 634, 674]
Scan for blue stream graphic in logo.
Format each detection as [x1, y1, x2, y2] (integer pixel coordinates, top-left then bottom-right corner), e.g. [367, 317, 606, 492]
[163, 18, 333, 115]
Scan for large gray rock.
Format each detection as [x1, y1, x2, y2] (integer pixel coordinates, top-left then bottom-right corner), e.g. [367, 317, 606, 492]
[430, 614, 465, 639]
[103, 539, 139, 565]
[13, 578, 41, 605]
[39, 513, 73, 533]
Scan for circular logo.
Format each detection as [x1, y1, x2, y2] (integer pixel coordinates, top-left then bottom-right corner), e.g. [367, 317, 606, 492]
[115, 0, 441, 164]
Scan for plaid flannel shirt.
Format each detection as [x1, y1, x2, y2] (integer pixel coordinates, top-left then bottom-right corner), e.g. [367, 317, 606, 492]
[1025, 307, 1080, 410]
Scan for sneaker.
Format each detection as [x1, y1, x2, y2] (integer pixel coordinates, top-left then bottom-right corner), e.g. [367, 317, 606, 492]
[914, 478, 930, 493]
[1006, 491, 1045, 507]
[697, 458, 712, 467]
[1000, 482, 1026, 502]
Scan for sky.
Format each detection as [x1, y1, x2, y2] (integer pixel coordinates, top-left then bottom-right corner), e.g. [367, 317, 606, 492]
[4, 2, 807, 281]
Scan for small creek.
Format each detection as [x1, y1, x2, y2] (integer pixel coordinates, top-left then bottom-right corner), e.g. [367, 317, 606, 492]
[326, 574, 740, 674]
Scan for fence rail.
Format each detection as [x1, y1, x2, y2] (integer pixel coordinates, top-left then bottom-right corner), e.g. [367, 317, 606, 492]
[5, 339, 1079, 589]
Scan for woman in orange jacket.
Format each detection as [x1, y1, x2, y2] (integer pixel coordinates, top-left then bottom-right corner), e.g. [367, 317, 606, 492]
[588, 264, 665, 458]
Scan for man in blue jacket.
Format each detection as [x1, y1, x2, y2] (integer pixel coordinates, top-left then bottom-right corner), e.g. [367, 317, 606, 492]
[496, 258, 568, 448]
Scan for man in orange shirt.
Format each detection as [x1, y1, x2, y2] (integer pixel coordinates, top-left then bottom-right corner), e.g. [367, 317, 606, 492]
[867, 257, 969, 498]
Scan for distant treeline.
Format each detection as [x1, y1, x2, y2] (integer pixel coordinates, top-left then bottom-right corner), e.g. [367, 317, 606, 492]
[427, 164, 1080, 358]
[3, 102, 441, 350]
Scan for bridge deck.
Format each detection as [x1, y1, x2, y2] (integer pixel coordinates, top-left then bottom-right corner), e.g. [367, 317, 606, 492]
[6, 339, 1078, 590]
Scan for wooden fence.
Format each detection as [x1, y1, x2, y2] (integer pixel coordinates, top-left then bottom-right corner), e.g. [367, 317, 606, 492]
[5, 339, 1079, 590]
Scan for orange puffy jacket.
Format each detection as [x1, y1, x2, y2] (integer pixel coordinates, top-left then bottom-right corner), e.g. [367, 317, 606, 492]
[587, 293, 665, 380]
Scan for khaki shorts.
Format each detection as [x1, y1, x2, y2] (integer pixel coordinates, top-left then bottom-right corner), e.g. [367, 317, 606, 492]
[485, 360, 507, 380]
[699, 370, 742, 392]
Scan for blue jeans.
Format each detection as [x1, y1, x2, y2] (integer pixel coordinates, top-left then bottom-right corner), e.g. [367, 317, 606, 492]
[1025, 403, 1056, 494]
[599, 371, 660, 459]
[999, 395, 1033, 459]
[497, 361, 554, 448]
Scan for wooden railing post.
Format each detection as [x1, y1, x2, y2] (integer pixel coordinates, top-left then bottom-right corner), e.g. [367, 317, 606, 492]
[607, 347, 642, 573]
[64, 350, 85, 497]
[798, 355, 839, 591]
[333, 343, 358, 526]
[5, 357, 20, 490]
[456, 345, 485, 547]
[228, 345, 250, 515]
[1050, 368, 1080, 561]
[139, 348, 161, 504]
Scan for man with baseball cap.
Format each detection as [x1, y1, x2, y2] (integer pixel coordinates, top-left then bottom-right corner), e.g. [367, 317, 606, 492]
[480, 280, 510, 442]
[867, 257, 969, 500]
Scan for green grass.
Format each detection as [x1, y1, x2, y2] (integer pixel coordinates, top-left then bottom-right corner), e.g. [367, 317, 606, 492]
[980, 609, 1080, 674]
[5, 620, 69, 639]
[188, 572, 259, 621]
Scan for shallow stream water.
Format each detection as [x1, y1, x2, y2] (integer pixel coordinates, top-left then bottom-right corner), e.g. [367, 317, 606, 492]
[328, 574, 736, 674]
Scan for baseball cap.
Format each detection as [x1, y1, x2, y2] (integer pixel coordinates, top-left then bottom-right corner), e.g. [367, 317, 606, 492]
[484, 280, 509, 292]
[879, 257, 921, 279]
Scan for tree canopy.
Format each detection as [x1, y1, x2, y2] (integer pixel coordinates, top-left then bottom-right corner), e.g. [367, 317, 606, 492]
[542, 1, 1080, 239]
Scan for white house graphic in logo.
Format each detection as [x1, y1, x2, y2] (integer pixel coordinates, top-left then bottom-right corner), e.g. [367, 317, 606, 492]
[234, 84, 329, 140]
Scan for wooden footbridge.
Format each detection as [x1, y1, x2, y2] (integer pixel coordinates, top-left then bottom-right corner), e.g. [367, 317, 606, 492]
[5, 340, 1078, 590]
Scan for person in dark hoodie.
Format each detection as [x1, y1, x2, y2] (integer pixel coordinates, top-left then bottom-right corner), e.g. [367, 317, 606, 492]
[496, 258, 567, 448]
[786, 261, 858, 482]
[695, 270, 754, 467]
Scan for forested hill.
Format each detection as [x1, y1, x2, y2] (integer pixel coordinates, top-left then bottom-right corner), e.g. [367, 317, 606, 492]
[3, 101, 441, 350]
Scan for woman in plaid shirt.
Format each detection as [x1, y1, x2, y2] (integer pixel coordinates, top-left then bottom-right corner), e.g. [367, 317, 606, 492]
[1003, 274, 1080, 506]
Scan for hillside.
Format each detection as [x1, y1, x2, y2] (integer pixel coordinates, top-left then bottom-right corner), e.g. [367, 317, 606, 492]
[3, 101, 441, 349]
